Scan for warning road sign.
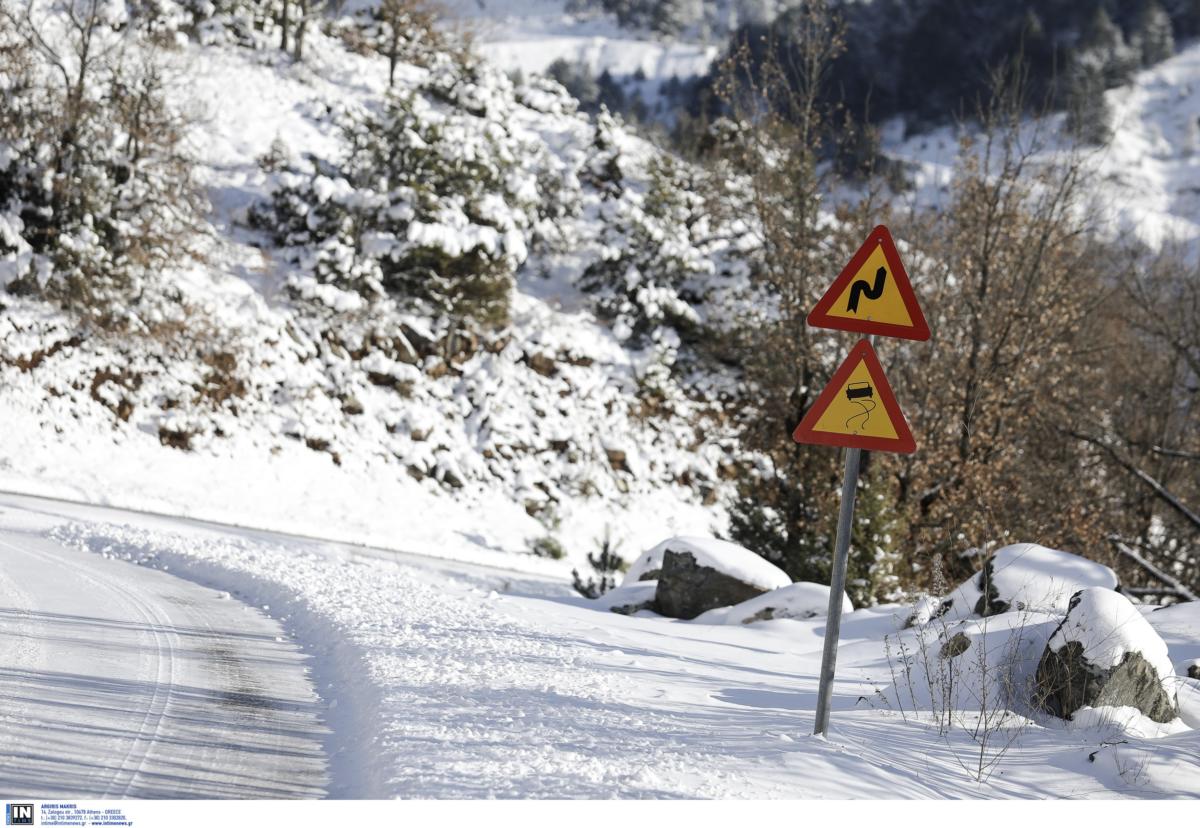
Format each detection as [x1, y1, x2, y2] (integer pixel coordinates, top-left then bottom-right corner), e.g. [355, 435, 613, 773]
[808, 225, 930, 341]
[792, 339, 915, 454]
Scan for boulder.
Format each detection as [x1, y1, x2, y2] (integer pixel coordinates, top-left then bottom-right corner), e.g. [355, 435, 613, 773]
[647, 537, 791, 621]
[694, 582, 852, 625]
[1035, 588, 1178, 723]
[909, 543, 1118, 626]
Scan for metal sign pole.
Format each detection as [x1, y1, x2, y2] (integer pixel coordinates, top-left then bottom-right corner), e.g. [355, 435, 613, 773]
[813, 444, 861, 736]
[813, 333, 877, 737]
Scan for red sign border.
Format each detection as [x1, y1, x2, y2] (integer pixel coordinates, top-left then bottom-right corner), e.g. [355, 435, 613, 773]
[807, 225, 931, 341]
[792, 339, 916, 454]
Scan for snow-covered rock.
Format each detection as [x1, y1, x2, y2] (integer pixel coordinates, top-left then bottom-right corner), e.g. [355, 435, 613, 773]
[1036, 588, 1178, 724]
[693, 582, 851, 626]
[646, 536, 790, 620]
[593, 580, 658, 616]
[914, 543, 1119, 625]
[623, 536, 788, 591]
[1177, 678, 1200, 730]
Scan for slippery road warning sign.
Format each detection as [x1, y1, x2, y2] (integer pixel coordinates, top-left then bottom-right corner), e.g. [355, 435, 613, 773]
[792, 339, 915, 454]
[807, 225, 930, 341]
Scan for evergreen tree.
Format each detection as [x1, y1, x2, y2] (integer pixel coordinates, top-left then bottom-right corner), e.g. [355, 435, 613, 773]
[1064, 58, 1112, 145]
[1077, 6, 1139, 88]
[1134, 0, 1175, 66]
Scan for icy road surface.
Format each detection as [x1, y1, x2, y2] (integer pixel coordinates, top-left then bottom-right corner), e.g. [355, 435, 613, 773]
[0, 506, 328, 798]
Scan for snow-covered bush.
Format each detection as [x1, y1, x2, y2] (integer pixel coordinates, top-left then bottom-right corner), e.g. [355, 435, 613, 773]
[125, 0, 287, 48]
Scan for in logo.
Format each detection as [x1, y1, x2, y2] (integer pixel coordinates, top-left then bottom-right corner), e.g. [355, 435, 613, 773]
[5, 804, 33, 826]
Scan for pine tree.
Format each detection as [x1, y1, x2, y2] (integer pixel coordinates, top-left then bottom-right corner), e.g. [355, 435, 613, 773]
[572, 533, 626, 598]
[1064, 58, 1112, 145]
[1134, 0, 1175, 66]
[1078, 6, 1139, 88]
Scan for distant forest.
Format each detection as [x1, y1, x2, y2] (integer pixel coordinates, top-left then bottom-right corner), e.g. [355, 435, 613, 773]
[563, 0, 1195, 143]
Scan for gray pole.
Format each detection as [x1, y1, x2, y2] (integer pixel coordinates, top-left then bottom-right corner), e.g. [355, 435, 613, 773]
[813, 444, 861, 736]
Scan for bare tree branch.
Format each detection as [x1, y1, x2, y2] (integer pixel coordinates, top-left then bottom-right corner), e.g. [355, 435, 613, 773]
[1111, 538, 1199, 602]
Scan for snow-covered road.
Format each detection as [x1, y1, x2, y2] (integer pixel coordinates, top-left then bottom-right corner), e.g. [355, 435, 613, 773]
[2, 491, 1198, 799]
[0, 507, 328, 798]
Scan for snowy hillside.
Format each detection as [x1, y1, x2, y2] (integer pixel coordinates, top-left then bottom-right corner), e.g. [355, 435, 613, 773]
[0, 11, 749, 576]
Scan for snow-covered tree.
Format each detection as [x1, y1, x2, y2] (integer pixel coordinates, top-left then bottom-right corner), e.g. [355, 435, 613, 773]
[579, 143, 707, 346]
[1076, 6, 1139, 88]
[0, 0, 201, 322]
[1064, 58, 1112, 145]
[1134, 0, 1175, 66]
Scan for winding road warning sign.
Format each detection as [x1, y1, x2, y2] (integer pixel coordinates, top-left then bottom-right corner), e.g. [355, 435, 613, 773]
[792, 339, 915, 454]
[807, 225, 930, 341]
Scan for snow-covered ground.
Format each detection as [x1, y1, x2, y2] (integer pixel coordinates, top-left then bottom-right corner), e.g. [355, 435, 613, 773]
[440, 0, 719, 96]
[4, 492, 1198, 799]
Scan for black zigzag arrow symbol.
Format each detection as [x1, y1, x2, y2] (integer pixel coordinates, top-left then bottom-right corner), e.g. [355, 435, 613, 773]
[847, 266, 887, 314]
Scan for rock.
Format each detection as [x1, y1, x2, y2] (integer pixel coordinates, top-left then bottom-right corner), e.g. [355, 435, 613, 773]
[911, 543, 1119, 626]
[649, 538, 791, 621]
[605, 448, 630, 474]
[400, 322, 437, 358]
[623, 535, 789, 589]
[693, 582, 852, 625]
[940, 632, 972, 659]
[1035, 588, 1178, 723]
[1190, 662, 1200, 681]
[525, 352, 558, 377]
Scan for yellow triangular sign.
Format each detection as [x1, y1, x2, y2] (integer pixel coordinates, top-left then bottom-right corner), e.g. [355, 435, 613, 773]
[793, 340, 916, 453]
[808, 226, 930, 341]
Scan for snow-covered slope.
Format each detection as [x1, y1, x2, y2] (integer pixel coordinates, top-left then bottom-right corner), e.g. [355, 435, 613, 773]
[886, 41, 1200, 253]
[444, 0, 719, 79]
[0, 18, 745, 576]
